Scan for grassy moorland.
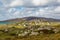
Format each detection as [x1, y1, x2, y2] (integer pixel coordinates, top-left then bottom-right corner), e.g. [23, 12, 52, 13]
[0, 17, 60, 40]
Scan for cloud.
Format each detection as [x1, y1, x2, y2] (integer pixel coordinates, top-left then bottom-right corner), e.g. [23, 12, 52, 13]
[6, 0, 58, 7]
[0, 0, 60, 21]
[0, 0, 60, 7]
[54, 6, 60, 13]
[32, 0, 48, 6]
[9, 0, 23, 7]
[57, 0, 60, 3]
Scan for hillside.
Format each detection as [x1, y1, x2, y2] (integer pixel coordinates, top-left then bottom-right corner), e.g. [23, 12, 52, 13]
[1, 17, 60, 22]
[0, 17, 60, 40]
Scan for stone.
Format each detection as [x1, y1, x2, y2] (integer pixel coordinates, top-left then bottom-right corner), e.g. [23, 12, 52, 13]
[30, 31, 39, 36]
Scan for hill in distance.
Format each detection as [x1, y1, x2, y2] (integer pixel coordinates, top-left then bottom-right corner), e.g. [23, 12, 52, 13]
[1, 16, 60, 22]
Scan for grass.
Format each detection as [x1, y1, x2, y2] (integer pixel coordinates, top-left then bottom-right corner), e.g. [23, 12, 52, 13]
[0, 20, 60, 40]
[0, 33, 60, 40]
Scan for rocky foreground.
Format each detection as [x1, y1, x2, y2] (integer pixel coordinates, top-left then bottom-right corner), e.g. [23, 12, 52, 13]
[0, 25, 60, 40]
[0, 25, 60, 37]
[16, 26, 60, 37]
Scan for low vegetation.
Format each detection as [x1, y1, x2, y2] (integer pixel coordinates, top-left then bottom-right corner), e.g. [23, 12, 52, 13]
[0, 20, 60, 40]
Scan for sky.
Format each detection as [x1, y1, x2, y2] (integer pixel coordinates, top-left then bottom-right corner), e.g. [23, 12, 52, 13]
[0, 0, 60, 21]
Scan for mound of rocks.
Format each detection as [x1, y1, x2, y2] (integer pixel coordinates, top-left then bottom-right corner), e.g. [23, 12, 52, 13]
[17, 26, 60, 37]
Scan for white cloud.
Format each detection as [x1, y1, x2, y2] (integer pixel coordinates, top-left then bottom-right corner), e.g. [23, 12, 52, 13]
[54, 6, 60, 12]
[0, 0, 59, 8]
[57, 0, 60, 3]
[7, 0, 57, 7]
[13, 11, 20, 16]
[32, 0, 48, 6]
[8, 8, 16, 13]
[9, 0, 23, 7]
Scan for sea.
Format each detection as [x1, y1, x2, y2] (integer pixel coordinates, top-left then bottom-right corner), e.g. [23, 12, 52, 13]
[0, 21, 11, 24]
